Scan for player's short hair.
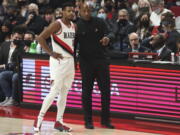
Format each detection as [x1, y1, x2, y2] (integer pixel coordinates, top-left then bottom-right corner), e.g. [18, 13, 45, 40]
[62, 2, 75, 11]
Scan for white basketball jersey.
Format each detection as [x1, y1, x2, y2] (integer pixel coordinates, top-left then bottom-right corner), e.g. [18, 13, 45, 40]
[51, 19, 75, 57]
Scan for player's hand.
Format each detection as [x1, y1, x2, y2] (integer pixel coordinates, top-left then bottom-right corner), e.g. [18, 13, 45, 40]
[100, 37, 110, 46]
[50, 52, 63, 60]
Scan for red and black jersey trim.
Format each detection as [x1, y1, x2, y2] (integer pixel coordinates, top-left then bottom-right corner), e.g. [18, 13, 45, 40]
[52, 34, 74, 56]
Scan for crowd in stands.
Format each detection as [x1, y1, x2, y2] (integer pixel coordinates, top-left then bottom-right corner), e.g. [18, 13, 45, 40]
[0, 0, 180, 106]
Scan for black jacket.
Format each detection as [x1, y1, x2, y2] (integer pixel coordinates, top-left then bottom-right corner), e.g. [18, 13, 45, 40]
[166, 30, 180, 53]
[0, 41, 24, 71]
[158, 47, 172, 61]
[76, 17, 114, 60]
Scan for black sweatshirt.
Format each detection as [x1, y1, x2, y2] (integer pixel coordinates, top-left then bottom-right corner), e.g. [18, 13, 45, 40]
[75, 17, 114, 60]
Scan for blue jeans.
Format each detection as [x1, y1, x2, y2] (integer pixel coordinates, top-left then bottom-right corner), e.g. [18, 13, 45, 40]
[0, 71, 18, 99]
[0, 69, 5, 101]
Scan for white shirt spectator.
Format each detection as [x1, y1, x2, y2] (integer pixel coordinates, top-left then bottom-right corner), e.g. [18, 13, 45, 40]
[150, 8, 170, 26]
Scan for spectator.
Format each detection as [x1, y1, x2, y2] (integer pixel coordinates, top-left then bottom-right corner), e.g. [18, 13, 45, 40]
[43, 8, 54, 26]
[138, 0, 151, 14]
[24, 3, 46, 35]
[150, 34, 172, 61]
[3, 5, 26, 27]
[133, 0, 152, 24]
[113, 9, 136, 51]
[161, 18, 180, 53]
[136, 12, 152, 40]
[115, 0, 135, 22]
[103, 0, 116, 20]
[17, 0, 29, 17]
[124, 32, 150, 53]
[0, 25, 25, 106]
[24, 30, 35, 52]
[0, 0, 5, 24]
[0, 20, 12, 44]
[97, 7, 117, 42]
[150, 0, 171, 26]
[132, 0, 149, 18]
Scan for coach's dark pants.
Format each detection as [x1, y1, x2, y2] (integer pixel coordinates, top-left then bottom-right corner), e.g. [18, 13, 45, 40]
[80, 58, 111, 123]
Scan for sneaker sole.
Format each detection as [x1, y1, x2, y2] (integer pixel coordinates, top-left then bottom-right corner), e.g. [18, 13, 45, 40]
[54, 127, 72, 132]
[33, 127, 40, 132]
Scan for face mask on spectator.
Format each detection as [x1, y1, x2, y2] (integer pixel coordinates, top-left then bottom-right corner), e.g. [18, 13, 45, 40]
[24, 40, 32, 47]
[118, 19, 128, 26]
[97, 13, 106, 20]
[176, 1, 180, 6]
[141, 20, 149, 27]
[154, 8, 161, 14]
[13, 39, 23, 47]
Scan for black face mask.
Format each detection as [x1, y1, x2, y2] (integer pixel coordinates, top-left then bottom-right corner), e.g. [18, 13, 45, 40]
[118, 19, 128, 26]
[24, 40, 32, 47]
[13, 39, 23, 47]
[141, 20, 149, 27]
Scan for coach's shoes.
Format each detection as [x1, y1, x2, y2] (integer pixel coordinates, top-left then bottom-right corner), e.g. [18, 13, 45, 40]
[85, 122, 94, 129]
[101, 121, 114, 129]
[54, 121, 72, 132]
[33, 119, 42, 132]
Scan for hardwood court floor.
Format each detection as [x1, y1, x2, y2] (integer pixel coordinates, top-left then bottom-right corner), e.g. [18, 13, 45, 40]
[0, 117, 160, 135]
[0, 106, 179, 135]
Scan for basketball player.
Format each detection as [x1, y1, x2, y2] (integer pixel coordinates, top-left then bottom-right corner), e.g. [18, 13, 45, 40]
[33, 3, 75, 132]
